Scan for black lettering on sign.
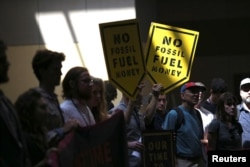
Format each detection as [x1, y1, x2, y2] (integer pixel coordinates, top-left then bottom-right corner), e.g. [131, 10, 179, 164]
[111, 45, 136, 55]
[115, 68, 140, 78]
[153, 55, 182, 68]
[151, 65, 181, 77]
[113, 55, 138, 68]
[162, 36, 182, 47]
[155, 46, 184, 57]
[113, 33, 130, 44]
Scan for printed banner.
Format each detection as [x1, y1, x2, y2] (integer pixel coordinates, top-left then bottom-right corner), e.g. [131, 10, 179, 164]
[145, 22, 199, 93]
[50, 111, 128, 167]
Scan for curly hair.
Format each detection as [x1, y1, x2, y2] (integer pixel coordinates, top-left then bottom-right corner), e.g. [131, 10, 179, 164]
[32, 49, 65, 81]
[15, 88, 46, 133]
[15, 88, 48, 150]
[216, 92, 238, 122]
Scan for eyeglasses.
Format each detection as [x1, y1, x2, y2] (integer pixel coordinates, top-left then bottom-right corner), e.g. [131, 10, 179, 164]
[185, 90, 204, 95]
[241, 87, 250, 92]
[186, 87, 205, 94]
[81, 78, 93, 84]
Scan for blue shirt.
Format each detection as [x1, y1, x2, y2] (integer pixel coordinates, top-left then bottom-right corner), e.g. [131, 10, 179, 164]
[162, 105, 203, 157]
[238, 103, 250, 148]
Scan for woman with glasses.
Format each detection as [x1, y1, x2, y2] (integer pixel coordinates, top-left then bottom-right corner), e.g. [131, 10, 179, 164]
[208, 92, 243, 151]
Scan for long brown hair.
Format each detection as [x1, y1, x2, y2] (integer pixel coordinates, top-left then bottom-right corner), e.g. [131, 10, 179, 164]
[216, 92, 238, 122]
[88, 77, 109, 123]
[62, 66, 89, 99]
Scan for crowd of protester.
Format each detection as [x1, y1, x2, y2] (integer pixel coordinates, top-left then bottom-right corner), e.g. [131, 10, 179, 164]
[1, 39, 250, 167]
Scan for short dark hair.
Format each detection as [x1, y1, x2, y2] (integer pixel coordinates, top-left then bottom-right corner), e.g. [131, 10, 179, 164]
[104, 80, 117, 102]
[32, 49, 65, 81]
[62, 66, 89, 99]
[211, 77, 228, 93]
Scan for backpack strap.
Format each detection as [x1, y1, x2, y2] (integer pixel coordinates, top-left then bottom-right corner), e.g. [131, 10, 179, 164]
[173, 107, 203, 134]
[173, 107, 184, 131]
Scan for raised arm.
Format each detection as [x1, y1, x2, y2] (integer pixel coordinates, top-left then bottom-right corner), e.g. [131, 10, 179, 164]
[123, 82, 145, 124]
[144, 84, 163, 126]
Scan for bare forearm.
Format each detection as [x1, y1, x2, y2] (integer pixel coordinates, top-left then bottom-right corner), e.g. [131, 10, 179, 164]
[144, 96, 157, 125]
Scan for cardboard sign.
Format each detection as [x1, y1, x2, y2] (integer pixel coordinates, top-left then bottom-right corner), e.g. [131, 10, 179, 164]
[99, 19, 146, 99]
[145, 22, 199, 93]
[142, 130, 175, 167]
[49, 111, 128, 167]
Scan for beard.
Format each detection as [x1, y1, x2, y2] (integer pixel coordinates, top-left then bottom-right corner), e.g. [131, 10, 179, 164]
[77, 89, 91, 100]
[245, 97, 250, 104]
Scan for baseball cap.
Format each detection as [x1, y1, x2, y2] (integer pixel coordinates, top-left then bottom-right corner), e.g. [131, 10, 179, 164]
[180, 82, 206, 93]
[240, 78, 250, 88]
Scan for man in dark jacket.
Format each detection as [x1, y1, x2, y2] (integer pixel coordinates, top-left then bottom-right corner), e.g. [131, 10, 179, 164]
[0, 40, 31, 167]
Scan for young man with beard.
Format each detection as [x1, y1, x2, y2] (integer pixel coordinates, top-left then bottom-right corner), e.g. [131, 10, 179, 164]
[237, 78, 250, 148]
[162, 82, 206, 167]
[60, 66, 96, 127]
[0, 40, 31, 167]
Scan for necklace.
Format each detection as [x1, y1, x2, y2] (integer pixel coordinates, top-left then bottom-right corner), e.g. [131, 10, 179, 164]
[71, 99, 92, 126]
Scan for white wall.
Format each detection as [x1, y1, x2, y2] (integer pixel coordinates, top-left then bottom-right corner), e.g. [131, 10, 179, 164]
[0, 0, 135, 103]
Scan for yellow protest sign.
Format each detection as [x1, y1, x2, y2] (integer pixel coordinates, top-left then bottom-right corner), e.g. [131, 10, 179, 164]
[145, 22, 199, 93]
[99, 19, 146, 99]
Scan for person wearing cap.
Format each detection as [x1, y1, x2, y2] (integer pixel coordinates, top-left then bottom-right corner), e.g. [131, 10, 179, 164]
[162, 82, 206, 167]
[237, 77, 250, 148]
